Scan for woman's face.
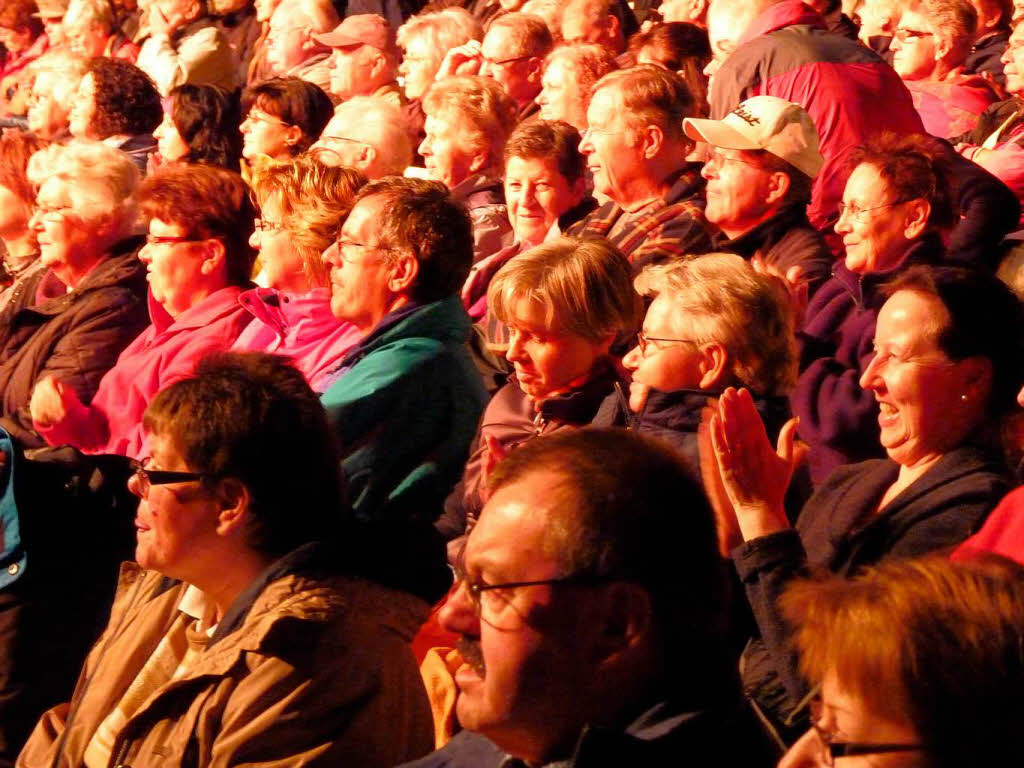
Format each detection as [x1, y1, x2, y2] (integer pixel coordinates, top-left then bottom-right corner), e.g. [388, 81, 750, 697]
[138, 217, 217, 316]
[31, 176, 107, 286]
[240, 104, 294, 161]
[399, 36, 440, 101]
[859, 289, 986, 469]
[250, 194, 308, 293]
[154, 109, 190, 162]
[68, 73, 99, 139]
[780, 672, 922, 768]
[503, 154, 584, 247]
[836, 163, 919, 276]
[419, 113, 479, 190]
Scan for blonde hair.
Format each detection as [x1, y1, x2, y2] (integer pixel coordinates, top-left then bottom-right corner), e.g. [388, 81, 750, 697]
[250, 156, 367, 287]
[906, 0, 977, 63]
[62, 0, 114, 35]
[397, 8, 482, 72]
[30, 49, 87, 105]
[27, 139, 139, 235]
[422, 75, 518, 173]
[489, 235, 641, 343]
[634, 253, 797, 395]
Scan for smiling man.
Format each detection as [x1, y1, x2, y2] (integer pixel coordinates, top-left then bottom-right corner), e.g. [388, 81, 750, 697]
[401, 428, 778, 768]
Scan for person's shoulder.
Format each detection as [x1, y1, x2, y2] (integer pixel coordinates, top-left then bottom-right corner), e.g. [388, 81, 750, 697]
[396, 730, 506, 768]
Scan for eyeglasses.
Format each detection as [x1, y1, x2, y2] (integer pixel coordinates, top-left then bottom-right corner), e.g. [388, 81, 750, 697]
[34, 205, 74, 222]
[809, 700, 923, 767]
[254, 218, 285, 234]
[481, 53, 532, 68]
[706, 151, 764, 171]
[145, 234, 203, 246]
[836, 199, 909, 223]
[334, 236, 395, 263]
[317, 135, 371, 148]
[243, 110, 290, 128]
[894, 27, 934, 42]
[129, 457, 212, 497]
[636, 331, 699, 357]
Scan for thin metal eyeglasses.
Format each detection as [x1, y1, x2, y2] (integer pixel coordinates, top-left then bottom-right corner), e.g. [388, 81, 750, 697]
[145, 234, 203, 246]
[243, 110, 291, 128]
[129, 458, 213, 497]
[254, 218, 285, 234]
[894, 27, 934, 42]
[836, 199, 909, 223]
[810, 701, 923, 767]
[636, 331, 699, 356]
[482, 53, 532, 68]
[706, 151, 763, 171]
[451, 564, 612, 623]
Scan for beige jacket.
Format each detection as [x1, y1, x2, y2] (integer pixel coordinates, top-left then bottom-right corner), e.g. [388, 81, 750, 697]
[18, 560, 434, 768]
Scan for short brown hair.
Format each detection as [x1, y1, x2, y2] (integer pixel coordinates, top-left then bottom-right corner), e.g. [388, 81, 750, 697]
[782, 555, 1024, 768]
[849, 131, 955, 231]
[628, 22, 711, 115]
[0, 0, 43, 33]
[83, 58, 162, 139]
[486, 12, 553, 58]
[250, 156, 367, 288]
[355, 177, 473, 303]
[504, 119, 585, 183]
[489, 236, 641, 344]
[592, 65, 695, 142]
[0, 130, 47, 207]
[241, 77, 334, 156]
[139, 165, 257, 287]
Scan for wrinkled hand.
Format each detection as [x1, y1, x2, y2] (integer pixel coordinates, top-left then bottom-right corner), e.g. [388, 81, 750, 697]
[29, 376, 77, 429]
[751, 253, 809, 329]
[147, 2, 179, 36]
[436, 40, 482, 80]
[698, 399, 742, 557]
[708, 387, 798, 541]
[479, 433, 508, 504]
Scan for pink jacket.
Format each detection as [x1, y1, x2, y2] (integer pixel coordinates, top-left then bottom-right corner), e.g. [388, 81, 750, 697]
[230, 287, 361, 393]
[904, 72, 996, 139]
[36, 286, 253, 458]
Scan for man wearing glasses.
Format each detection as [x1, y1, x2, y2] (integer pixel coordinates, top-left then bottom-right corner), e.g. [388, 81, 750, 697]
[399, 428, 778, 767]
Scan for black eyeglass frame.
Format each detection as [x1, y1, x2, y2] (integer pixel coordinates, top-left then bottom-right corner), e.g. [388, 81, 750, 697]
[129, 458, 215, 495]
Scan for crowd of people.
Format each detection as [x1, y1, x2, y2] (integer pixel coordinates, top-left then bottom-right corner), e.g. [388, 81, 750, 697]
[1, 0, 1024, 765]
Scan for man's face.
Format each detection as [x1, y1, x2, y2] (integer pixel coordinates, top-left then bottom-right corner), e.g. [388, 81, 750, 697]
[578, 86, 646, 204]
[701, 147, 778, 237]
[28, 70, 73, 139]
[561, 6, 601, 45]
[328, 44, 376, 100]
[890, 10, 938, 81]
[266, 7, 312, 73]
[398, 35, 438, 101]
[480, 25, 540, 108]
[1002, 25, 1024, 95]
[309, 113, 368, 169]
[439, 472, 595, 762]
[419, 113, 477, 190]
[537, 58, 587, 130]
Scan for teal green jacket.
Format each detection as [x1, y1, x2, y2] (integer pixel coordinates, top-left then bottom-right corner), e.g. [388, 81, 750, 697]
[321, 295, 488, 526]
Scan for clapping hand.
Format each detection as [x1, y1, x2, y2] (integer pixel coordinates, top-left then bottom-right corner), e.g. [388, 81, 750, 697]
[29, 376, 77, 429]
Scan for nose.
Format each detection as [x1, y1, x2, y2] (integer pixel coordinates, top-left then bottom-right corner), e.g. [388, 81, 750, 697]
[701, 158, 718, 180]
[858, 351, 884, 391]
[138, 243, 153, 264]
[834, 205, 852, 235]
[322, 241, 341, 267]
[579, 131, 593, 156]
[506, 329, 526, 363]
[249, 229, 261, 250]
[437, 580, 482, 635]
[418, 136, 430, 157]
[127, 470, 144, 499]
[28, 209, 44, 233]
[777, 728, 828, 768]
[622, 343, 642, 371]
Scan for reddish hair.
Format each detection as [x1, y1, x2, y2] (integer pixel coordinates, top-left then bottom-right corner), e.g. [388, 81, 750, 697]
[0, 130, 47, 206]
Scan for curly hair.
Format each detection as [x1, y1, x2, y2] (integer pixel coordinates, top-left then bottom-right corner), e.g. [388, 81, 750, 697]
[250, 156, 367, 287]
[422, 75, 518, 173]
[168, 84, 243, 172]
[83, 58, 162, 139]
[241, 77, 334, 156]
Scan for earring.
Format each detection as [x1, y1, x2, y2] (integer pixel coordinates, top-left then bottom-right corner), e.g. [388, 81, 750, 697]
[960, 394, 968, 402]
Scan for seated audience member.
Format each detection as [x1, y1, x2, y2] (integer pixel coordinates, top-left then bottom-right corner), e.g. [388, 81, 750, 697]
[421, 76, 516, 261]
[264, 0, 338, 98]
[658, 0, 709, 25]
[396, 8, 481, 104]
[629, 22, 712, 113]
[437, 13, 553, 123]
[319, 177, 488, 599]
[805, 0, 859, 37]
[240, 77, 333, 163]
[706, 0, 925, 231]
[856, 0, 899, 58]
[135, 0, 239, 95]
[684, 96, 832, 293]
[570, 66, 712, 270]
[462, 119, 593, 324]
[439, 236, 639, 545]
[309, 96, 412, 178]
[30, 165, 256, 459]
[234, 157, 365, 391]
[34, 0, 68, 49]
[68, 58, 162, 172]
[561, 0, 630, 56]
[62, 0, 139, 61]
[18, 353, 435, 768]
[707, 265, 1023, 737]
[964, 0, 1012, 86]
[891, 0, 996, 139]
[153, 83, 242, 171]
[594, 254, 798, 519]
[25, 50, 85, 140]
[314, 13, 403, 105]
[778, 556, 1024, 768]
[0, 140, 148, 448]
[0, 0, 47, 118]
[403, 428, 778, 767]
[536, 42, 617, 132]
[246, 0, 281, 84]
[520, 0, 563, 40]
[0, 131, 47, 311]
[209, 0, 261, 75]
[794, 133, 954, 484]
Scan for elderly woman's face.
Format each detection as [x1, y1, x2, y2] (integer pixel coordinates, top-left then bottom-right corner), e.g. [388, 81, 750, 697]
[503, 154, 583, 247]
[858, 290, 986, 469]
[399, 36, 439, 101]
[420, 113, 479, 189]
[31, 176, 107, 285]
[138, 217, 219, 317]
[68, 73, 98, 139]
[780, 671, 922, 768]
[836, 163, 919, 276]
[890, 10, 939, 81]
[537, 58, 587, 130]
[505, 297, 609, 402]
[129, 431, 222, 581]
[28, 70, 73, 139]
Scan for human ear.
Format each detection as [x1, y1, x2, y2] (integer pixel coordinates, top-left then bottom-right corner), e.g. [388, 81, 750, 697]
[387, 252, 419, 293]
[698, 342, 729, 390]
[199, 238, 227, 276]
[641, 124, 664, 159]
[215, 478, 251, 538]
[764, 171, 791, 207]
[468, 149, 490, 174]
[589, 582, 653, 667]
[902, 199, 931, 239]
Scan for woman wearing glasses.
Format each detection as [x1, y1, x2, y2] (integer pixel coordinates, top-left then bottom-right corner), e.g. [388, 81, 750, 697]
[239, 77, 334, 163]
[29, 164, 255, 460]
[777, 555, 1024, 768]
[232, 155, 365, 392]
[793, 132, 954, 486]
[707, 265, 1023, 745]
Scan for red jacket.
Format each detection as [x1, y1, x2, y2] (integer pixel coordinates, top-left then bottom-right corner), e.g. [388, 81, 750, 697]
[953, 487, 1024, 565]
[710, 0, 924, 230]
[904, 71, 997, 140]
[36, 286, 253, 458]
